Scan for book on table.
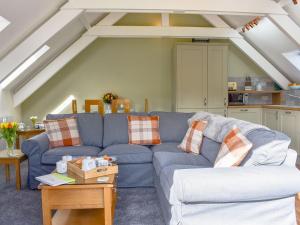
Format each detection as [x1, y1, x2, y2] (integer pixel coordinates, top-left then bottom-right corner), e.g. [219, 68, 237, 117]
[36, 173, 75, 186]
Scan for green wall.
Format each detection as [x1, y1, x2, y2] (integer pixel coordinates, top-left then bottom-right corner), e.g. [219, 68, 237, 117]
[21, 38, 268, 123]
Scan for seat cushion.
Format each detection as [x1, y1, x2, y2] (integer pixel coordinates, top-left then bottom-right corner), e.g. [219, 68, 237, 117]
[150, 112, 194, 143]
[100, 144, 153, 164]
[159, 164, 202, 204]
[153, 151, 212, 176]
[242, 129, 291, 166]
[151, 142, 182, 153]
[103, 113, 148, 147]
[42, 146, 101, 165]
[46, 112, 103, 148]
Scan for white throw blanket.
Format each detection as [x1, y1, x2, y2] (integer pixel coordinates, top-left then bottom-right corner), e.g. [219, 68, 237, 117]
[188, 111, 269, 143]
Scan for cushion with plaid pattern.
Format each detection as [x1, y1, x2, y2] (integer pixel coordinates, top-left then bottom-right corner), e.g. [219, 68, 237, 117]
[44, 117, 81, 148]
[127, 115, 161, 145]
[178, 120, 208, 154]
[214, 125, 253, 168]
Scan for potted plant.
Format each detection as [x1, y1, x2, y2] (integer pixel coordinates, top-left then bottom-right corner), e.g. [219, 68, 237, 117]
[0, 122, 18, 156]
[103, 93, 118, 113]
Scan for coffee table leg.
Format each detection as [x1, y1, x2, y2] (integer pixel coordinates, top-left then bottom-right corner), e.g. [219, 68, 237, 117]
[15, 161, 21, 191]
[5, 164, 10, 183]
[104, 187, 113, 225]
[42, 190, 52, 225]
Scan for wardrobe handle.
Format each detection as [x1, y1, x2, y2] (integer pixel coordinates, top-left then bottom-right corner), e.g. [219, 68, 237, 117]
[240, 109, 249, 112]
[285, 111, 292, 114]
[204, 98, 207, 106]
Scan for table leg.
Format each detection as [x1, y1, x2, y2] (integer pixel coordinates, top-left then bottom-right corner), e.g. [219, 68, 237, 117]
[104, 187, 113, 225]
[15, 161, 21, 191]
[42, 190, 52, 225]
[5, 164, 10, 183]
[16, 135, 20, 149]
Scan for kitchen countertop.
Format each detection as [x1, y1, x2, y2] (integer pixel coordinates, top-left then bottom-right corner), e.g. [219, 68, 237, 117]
[228, 104, 300, 111]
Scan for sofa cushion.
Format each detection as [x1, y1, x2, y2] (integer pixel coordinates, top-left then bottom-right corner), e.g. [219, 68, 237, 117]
[103, 113, 148, 147]
[41, 146, 101, 165]
[46, 112, 103, 148]
[242, 129, 291, 166]
[159, 164, 203, 204]
[100, 144, 153, 164]
[151, 143, 182, 153]
[153, 151, 212, 176]
[200, 137, 221, 164]
[150, 112, 194, 143]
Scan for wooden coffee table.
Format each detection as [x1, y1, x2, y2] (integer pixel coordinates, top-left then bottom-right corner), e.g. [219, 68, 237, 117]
[39, 172, 117, 225]
[0, 149, 27, 191]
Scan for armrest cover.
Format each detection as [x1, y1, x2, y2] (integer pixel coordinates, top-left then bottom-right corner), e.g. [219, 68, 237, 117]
[173, 166, 300, 203]
[21, 132, 50, 157]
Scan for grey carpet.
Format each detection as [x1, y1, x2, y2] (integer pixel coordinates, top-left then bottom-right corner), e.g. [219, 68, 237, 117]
[0, 160, 165, 225]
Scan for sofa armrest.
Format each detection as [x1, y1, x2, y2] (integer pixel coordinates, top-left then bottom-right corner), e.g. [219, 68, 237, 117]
[21, 132, 50, 157]
[173, 166, 300, 204]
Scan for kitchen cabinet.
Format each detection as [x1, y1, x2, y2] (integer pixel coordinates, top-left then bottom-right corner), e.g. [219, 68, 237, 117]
[174, 43, 228, 112]
[278, 110, 299, 151]
[177, 108, 227, 117]
[262, 108, 279, 131]
[263, 108, 300, 153]
[228, 108, 262, 124]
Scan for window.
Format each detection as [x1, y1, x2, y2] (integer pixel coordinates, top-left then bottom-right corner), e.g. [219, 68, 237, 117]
[283, 50, 300, 71]
[0, 16, 10, 32]
[0, 45, 50, 89]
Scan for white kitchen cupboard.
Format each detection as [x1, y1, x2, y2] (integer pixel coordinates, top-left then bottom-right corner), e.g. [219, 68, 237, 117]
[278, 110, 299, 151]
[174, 43, 228, 113]
[228, 108, 262, 124]
[177, 108, 227, 117]
[262, 109, 279, 131]
[263, 108, 300, 153]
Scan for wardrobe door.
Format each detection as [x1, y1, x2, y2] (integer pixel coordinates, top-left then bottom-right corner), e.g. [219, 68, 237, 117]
[176, 45, 207, 110]
[207, 45, 228, 108]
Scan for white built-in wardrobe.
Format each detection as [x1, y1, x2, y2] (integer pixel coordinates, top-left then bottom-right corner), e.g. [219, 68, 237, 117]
[174, 43, 228, 116]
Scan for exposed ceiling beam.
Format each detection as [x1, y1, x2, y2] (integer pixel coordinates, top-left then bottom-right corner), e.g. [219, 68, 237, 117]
[269, 14, 300, 46]
[85, 26, 242, 39]
[79, 13, 91, 30]
[161, 14, 170, 27]
[203, 15, 291, 90]
[0, 9, 83, 82]
[13, 13, 126, 107]
[62, 0, 287, 16]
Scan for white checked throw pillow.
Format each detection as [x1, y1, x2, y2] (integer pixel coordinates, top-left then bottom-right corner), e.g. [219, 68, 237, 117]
[44, 117, 81, 148]
[127, 116, 161, 145]
[178, 120, 208, 154]
[214, 125, 253, 168]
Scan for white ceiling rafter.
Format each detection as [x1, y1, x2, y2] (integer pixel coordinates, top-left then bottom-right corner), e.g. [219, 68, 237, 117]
[62, 0, 287, 16]
[0, 9, 83, 82]
[269, 14, 300, 46]
[161, 14, 170, 27]
[13, 13, 126, 107]
[203, 15, 291, 90]
[85, 26, 241, 38]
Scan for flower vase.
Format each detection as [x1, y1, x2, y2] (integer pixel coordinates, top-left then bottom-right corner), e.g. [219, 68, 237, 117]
[105, 104, 112, 114]
[6, 140, 16, 157]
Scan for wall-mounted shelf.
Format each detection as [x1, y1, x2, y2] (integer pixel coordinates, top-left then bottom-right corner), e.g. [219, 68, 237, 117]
[228, 90, 282, 94]
[228, 90, 283, 105]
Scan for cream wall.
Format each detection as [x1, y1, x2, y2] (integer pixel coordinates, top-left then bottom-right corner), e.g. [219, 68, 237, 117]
[21, 38, 268, 123]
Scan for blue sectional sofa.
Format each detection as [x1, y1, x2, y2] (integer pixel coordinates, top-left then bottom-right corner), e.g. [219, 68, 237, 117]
[22, 111, 300, 225]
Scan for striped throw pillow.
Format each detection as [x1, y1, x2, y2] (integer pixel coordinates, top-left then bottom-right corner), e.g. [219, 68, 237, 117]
[127, 116, 161, 145]
[178, 120, 208, 154]
[214, 125, 252, 168]
[44, 117, 81, 148]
